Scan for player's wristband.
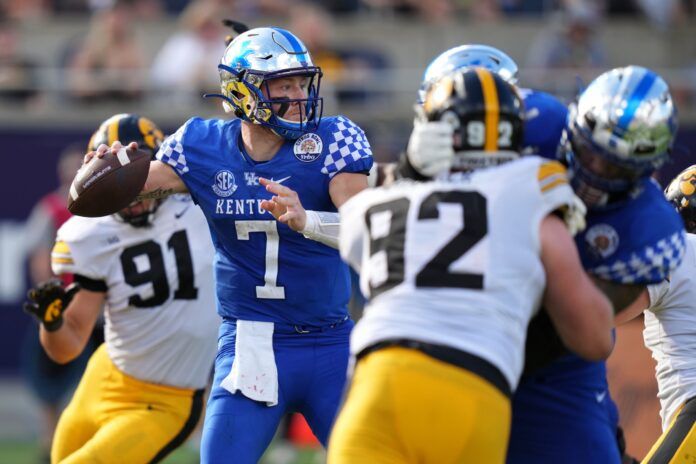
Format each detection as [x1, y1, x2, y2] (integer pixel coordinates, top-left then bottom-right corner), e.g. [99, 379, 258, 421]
[301, 211, 340, 249]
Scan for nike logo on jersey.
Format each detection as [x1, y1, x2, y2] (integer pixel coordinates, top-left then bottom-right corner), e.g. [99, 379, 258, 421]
[594, 390, 607, 403]
[175, 205, 191, 219]
[272, 175, 291, 184]
[243, 173, 291, 186]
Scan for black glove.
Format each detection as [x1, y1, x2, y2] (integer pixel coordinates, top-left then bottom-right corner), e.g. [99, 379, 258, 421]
[23, 279, 80, 332]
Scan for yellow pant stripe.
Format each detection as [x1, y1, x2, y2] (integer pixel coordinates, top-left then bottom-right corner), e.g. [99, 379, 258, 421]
[642, 398, 696, 463]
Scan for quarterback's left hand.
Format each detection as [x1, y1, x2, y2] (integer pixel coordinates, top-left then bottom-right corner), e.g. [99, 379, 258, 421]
[259, 178, 306, 232]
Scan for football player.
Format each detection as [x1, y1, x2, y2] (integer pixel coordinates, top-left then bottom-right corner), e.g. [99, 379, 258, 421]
[412, 47, 685, 463]
[23, 114, 219, 463]
[84, 28, 372, 463]
[614, 167, 696, 463]
[509, 66, 685, 464]
[328, 68, 614, 463]
[400, 44, 569, 181]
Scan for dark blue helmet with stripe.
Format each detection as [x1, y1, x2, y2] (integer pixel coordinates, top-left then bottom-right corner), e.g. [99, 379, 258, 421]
[207, 27, 323, 140]
[565, 66, 678, 207]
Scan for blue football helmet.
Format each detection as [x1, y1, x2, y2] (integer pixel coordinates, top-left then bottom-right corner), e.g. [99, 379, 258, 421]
[419, 44, 519, 103]
[565, 66, 678, 207]
[207, 27, 323, 140]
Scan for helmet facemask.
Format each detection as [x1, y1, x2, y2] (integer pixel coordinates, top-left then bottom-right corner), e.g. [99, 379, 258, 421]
[207, 27, 324, 140]
[115, 199, 162, 228]
[216, 65, 323, 139]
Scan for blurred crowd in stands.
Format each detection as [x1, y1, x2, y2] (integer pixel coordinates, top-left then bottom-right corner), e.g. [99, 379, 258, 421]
[1, 0, 695, 161]
[2, 0, 695, 22]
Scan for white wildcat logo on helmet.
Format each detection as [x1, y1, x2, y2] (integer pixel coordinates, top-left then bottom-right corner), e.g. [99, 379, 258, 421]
[206, 27, 323, 140]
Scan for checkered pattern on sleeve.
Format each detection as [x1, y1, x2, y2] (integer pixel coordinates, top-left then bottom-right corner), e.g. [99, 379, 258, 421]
[591, 230, 686, 284]
[321, 116, 373, 178]
[155, 127, 189, 175]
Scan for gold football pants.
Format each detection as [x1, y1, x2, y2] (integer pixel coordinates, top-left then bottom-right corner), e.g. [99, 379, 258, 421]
[328, 345, 511, 464]
[642, 397, 696, 464]
[51, 344, 203, 463]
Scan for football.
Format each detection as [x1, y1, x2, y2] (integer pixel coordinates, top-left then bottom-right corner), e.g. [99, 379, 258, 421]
[67, 146, 151, 217]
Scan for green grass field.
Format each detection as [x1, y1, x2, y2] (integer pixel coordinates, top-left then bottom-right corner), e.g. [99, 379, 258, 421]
[0, 440, 324, 464]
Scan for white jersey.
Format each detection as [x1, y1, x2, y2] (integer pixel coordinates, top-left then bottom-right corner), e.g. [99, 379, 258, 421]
[645, 233, 696, 430]
[340, 157, 578, 390]
[52, 195, 219, 389]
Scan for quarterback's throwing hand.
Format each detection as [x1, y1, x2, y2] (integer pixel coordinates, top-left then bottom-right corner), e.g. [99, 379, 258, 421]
[259, 178, 307, 232]
[23, 279, 80, 332]
[83, 141, 139, 164]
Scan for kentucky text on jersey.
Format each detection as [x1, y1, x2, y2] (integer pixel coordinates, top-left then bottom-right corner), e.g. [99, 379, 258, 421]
[215, 198, 267, 215]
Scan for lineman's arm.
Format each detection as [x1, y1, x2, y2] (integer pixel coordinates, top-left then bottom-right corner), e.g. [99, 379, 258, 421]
[86, 141, 188, 201]
[589, 278, 646, 317]
[39, 287, 105, 364]
[614, 288, 650, 325]
[540, 214, 614, 361]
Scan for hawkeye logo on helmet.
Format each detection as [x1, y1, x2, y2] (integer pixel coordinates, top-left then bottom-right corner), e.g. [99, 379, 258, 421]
[294, 133, 322, 162]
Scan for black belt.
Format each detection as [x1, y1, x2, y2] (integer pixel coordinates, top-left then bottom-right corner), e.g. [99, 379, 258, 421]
[358, 339, 512, 398]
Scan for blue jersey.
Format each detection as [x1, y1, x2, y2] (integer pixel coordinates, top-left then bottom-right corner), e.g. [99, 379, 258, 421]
[535, 178, 686, 383]
[509, 88, 686, 463]
[577, 178, 685, 285]
[520, 88, 568, 160]
[156, 115, 373, 326]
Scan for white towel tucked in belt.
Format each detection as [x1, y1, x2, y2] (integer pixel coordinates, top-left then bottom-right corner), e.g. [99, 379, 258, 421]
[220, 320, 278, 406]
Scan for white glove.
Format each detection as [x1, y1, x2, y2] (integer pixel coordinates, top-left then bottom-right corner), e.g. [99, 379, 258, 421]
[406, 120, 455, 178]
[563, 194, 587, 236]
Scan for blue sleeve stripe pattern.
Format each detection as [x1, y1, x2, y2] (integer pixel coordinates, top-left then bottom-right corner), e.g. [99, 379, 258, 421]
[591, 230, 686, 284]
[615, 71, 656, 135]
[156, 128, 189, 175]
[321, 116, 373, 178]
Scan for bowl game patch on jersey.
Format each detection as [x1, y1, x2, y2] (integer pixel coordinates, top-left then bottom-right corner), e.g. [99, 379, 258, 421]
[294, 133, 323, 162]
[585, 223, 620, 259]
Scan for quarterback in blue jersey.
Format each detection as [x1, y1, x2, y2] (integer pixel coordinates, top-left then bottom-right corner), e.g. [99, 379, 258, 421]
[88, 27, 372, 464]
[414, 46, 685, 463]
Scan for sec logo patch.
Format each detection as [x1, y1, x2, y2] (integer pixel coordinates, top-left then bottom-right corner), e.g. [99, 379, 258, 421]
[212, 170, 237, 197]
[293, 133, 322, 162]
